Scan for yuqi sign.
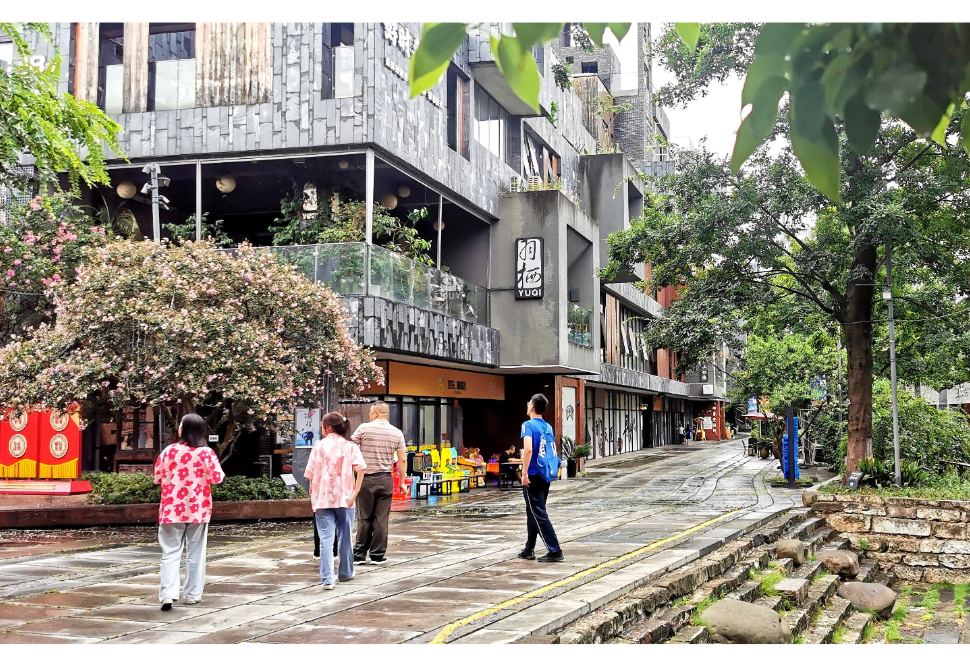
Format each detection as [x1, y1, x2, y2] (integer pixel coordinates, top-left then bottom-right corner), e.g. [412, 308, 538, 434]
[515, 237, 544, 299]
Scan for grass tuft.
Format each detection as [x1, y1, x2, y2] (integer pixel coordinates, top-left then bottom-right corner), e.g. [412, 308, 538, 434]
[759, 570, 786, 598]
[832, 625, 846, 644]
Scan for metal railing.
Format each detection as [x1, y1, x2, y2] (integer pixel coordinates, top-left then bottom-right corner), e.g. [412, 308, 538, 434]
[567, 302, 592, 348]
[248, 242, 489, 326]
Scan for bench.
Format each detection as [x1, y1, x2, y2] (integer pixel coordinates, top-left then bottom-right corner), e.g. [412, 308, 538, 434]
[414, 477, 469, 500]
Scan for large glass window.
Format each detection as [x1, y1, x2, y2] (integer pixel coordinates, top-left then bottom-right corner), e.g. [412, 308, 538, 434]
[322, 23, 354, 99]
[474, 85, 509, 163]
[148, 23, 196, 112]
[97, 23, 124, 114]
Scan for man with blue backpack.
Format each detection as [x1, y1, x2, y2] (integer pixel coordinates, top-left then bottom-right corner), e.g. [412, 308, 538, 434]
[517, 393, 564, 563]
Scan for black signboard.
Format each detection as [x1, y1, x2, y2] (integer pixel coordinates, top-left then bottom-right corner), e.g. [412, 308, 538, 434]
[515, 237, 544, 299]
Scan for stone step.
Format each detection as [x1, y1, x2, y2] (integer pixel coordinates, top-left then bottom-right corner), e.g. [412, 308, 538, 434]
[800, 596, 852, 644]
[804, 528, 836, 555]
[791, 559, 823, 582]
[822, 538, 851, 551]
[787, 517, 825, 541]
[837, 611, 873, 644]
[724, 580, 761, 603]
[623, 604, 696, 643]
[666, 625, 709, 644]
[805, 574, 841, 612]
[557, 586, 669, 644]
[755, 595, 783, 612]
[690, 564, 750, 605]
[854, 560, 880, 583]
[782, 608, 810, 637]
[753, 510, 811, 545]
[773, 557, 795, 574]
[774, 577, 810, 609]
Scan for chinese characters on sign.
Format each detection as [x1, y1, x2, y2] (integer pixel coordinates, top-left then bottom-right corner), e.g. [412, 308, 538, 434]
[447, 380, 467, 391]
[382, 23, 443, 108]
[515, 237, 544, 299]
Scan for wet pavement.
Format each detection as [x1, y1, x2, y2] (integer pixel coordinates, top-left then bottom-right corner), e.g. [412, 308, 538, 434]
[0, 438, 799, 644]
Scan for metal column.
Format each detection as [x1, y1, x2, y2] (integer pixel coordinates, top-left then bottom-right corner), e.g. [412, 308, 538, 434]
[436, 194, 443, 268]
[364, 149, 375, 296]
[195, 160, 202, 242]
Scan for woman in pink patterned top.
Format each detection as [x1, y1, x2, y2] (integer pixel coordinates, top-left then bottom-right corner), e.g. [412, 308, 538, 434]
[153, 413, 225, 611]
[304, 411, 366, 589]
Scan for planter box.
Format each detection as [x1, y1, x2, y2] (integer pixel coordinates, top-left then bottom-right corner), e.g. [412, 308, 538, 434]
[0, 498, 312, 529]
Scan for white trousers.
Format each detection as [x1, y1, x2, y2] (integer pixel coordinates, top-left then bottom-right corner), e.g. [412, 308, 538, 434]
[158, 522, 209, 603]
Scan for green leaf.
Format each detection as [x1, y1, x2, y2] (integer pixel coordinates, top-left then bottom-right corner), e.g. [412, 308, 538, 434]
[930, 103, 955, 146]
[674, 23, 701, 51]
[512, 23, 565, 48]
[865, 63, 928, 116]
[583, 23, 608, 47]
[790, 83, 842, 204]
[844, 92, 881, 155]
[409, 23, 468, 99]
[741, 24, 808, 107]
[731, 76, 788, 172]
[491, 35, 541, 113]
[608, 23, 632, 42]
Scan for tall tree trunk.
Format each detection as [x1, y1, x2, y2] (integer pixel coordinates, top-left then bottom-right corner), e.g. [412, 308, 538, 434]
[843, 245, 878, 478]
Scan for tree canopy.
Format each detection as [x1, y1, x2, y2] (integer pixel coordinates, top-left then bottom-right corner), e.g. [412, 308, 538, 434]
[0, 23, 122, 192]
[0, 240, 383, 461]
[603, 114, 970, 475]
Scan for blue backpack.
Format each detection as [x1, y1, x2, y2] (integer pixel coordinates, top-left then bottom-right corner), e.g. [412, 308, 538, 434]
[527, 419, 561, 482]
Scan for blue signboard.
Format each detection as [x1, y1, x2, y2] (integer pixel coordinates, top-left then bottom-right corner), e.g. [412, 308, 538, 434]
[747, 397, 758, 414]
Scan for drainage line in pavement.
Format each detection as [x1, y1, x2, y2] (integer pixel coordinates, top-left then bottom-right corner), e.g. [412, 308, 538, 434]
[429, 507, 741, 644]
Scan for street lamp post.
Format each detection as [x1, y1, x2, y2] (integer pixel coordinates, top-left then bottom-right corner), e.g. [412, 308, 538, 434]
[140, 163, 170, 244]
[885, 241, 902, 486]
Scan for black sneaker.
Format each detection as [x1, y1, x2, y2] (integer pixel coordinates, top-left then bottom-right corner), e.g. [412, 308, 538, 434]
[354, 557, 368, 564]
[538, 552, 564, 563]
[160, 599, 173, 611]
[370, 556, 388, 564]
[517, 549, 536, 560]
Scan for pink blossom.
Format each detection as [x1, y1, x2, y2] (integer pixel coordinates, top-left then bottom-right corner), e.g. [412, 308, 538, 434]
[29, 198, 42, 211]
[5, 270, 13, 278]
[13, 260, 21, 266]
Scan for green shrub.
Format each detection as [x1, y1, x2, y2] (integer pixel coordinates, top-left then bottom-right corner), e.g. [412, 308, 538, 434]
[573, 444, 591, 459]
[82, 472, 305, 505]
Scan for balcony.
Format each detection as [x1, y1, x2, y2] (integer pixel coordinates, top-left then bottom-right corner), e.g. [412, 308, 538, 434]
[567, 303, 592, 348]
[251, 243, 489, 326]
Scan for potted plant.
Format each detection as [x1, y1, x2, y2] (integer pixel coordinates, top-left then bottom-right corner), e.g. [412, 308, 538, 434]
[573, 443, 591, 474]
[561, 436, 576, 478]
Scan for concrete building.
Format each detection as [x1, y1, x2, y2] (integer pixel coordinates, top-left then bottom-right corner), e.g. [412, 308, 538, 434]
[21, 22, 731, 471]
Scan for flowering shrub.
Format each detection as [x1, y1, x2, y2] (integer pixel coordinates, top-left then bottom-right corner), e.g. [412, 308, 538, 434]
[0, 239, 383, 460]
[0, 195, 110, 345]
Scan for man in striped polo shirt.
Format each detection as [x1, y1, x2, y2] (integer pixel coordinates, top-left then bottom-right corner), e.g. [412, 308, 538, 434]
[351, 402, 408, 564]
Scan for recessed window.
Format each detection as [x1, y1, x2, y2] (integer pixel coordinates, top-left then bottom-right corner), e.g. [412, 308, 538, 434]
[533, 44, 544, 77]
[562, 24, 571, 47]
[474, 84, 510, 164]
[148, 23, 196, 112]
[322, 23, 355, 100]
[447, 66, 470, 159]
[565, 56, 574, 64]
[97, 23, 124, 114]
[581, 61, 598, 74]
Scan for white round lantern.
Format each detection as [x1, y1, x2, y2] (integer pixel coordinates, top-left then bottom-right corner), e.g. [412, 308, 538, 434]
[215, 176, 236, 194]
[398, 186, 411, 198]
[116, 181, 137, 199]
[379, 193, 398, 210]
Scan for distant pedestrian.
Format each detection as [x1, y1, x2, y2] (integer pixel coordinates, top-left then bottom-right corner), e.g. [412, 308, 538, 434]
[304, 412, 366, 589]
[351, 402, 408, 564]
[517, 394, 564, 563]
[153, 413, 225, 612]
[676, 424, 685, 444]
[685, 425, 693, 446]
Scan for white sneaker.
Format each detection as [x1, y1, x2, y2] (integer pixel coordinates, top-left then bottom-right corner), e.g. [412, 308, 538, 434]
[160, 598, 173, 611]
[184, 599, 201, 605]
[324, 584, 335, 591]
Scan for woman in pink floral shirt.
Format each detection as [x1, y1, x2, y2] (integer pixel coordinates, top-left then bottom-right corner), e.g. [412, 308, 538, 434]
[153, 413, 225, 611]
[304, 411, 366, 589]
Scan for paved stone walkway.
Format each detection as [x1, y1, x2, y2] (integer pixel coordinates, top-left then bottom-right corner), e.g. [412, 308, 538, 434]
[0, 439, 798, 644]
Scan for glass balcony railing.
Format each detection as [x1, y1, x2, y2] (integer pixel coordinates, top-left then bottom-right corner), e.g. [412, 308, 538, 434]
[245, 243, 488, 326]
[567, 302, 592, 348]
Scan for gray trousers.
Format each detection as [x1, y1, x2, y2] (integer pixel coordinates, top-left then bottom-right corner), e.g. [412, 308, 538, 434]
[158, 522, 209, 603]
[354, 473, 394, 561]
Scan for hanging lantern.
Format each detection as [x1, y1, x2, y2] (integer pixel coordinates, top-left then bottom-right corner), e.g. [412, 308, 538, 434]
[398, 186, 411, 198]
[338, 160, 350, 169]
[433, 219, 445, 231]
[215, 176, 236, 193]
[116, 181, 137, 199]
[379, 193, 398, 210]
